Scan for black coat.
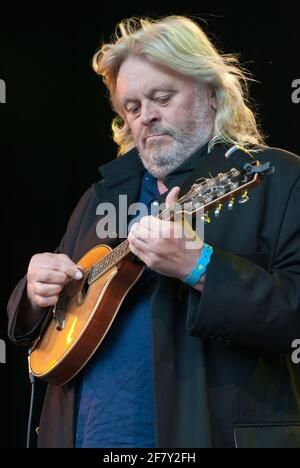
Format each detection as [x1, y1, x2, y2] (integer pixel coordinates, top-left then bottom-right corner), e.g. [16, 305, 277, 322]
[7, 144, 300, 448]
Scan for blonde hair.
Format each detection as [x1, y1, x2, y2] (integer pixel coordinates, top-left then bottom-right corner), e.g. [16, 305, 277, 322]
[92, 16, 265, 155]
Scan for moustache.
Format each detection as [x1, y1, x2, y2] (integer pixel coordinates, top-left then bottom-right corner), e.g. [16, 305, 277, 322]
[141, 127, 176, 144]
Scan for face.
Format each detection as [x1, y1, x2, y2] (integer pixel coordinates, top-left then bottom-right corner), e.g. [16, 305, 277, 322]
[115, 55, 216, 179]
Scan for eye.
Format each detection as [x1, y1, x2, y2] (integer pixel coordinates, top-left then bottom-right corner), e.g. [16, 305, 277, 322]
[155, 95, 172, 105]
[126, 104, 140, 114]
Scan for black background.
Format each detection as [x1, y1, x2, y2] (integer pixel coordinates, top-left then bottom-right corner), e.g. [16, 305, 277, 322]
[0, 2, 299, 448]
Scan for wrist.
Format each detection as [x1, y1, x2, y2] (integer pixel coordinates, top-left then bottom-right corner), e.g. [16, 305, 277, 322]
[181, 244, 213, 287]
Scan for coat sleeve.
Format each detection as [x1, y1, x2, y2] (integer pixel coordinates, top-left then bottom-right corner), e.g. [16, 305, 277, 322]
[186, 177, 300, 354]
[7, 187, 94, 347]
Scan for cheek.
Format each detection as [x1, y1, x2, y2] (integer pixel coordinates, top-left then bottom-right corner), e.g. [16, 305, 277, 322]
[165, 97, 194, 127]
[161, 108, 179, 129]
[129, 121, 142, 143]
[165, 109, 185, 132]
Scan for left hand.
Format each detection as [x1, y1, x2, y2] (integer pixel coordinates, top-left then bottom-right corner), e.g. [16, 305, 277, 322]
[128, 186, 204, 280]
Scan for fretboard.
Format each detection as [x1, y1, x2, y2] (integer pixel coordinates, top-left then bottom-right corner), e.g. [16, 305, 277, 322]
[88, 240, 131, 285]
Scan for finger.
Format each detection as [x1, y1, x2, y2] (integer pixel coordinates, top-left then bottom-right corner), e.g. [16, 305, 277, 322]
[166, 186, 180, 209]
[30, 269, 69, 285]
[139, 216, 174, 241]
[40, 253, 83, 280]
[128, 238, 146, 260]
[130, 236, 150, 255]
[181, 218, 204, 247]
[139, 215, 161, 232]
[129, 223, 152, 242]
[56, 255, 84, 279]
[128, 230, 146, 251]
[31, 294, 59, 308]
[34, 282, 63, 297]
[40, 260, 83, 280]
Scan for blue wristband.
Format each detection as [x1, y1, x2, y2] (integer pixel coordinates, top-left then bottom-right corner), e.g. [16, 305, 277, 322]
[183, 244, 214, 286]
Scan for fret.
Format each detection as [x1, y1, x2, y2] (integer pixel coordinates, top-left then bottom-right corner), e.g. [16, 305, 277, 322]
[93, 266, 98, 277]
[118, 246, 125, 258]
[113, 248, 121, 261]
[89, 267, 96, 284]
[109, 252, 115, 264]
[89, 240, 134, 285]
[120, 241, 129, 255]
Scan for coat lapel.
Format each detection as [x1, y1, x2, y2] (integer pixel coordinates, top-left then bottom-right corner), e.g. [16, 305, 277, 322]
[93, 148, 145, 242]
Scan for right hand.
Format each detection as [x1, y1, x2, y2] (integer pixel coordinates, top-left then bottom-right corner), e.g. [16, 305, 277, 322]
[27, 253, 83, 309]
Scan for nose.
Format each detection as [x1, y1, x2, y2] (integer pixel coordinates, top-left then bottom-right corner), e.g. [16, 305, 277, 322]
[140, 101, 160, 126]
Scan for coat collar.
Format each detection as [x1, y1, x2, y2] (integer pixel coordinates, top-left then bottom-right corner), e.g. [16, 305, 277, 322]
[94, 142, 234, 209]
[94, 149, 145, 240]
[98, 148, 144, 189]
[96, 143, 212, 197]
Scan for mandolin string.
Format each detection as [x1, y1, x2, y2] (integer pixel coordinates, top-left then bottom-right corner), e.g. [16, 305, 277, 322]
[89, 169, 240, 282]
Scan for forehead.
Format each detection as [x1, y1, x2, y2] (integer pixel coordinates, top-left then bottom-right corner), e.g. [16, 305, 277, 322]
[115, 55, 194, 101]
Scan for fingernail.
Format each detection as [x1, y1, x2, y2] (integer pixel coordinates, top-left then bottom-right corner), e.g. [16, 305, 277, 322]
[74, 271, 83, 280]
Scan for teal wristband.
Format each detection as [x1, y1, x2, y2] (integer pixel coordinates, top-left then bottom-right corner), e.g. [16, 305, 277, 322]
[183, 244, 214, 286]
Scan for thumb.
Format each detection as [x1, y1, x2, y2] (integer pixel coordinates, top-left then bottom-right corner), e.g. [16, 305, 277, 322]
[165, 186, 180, 209]
[75, 264, 85, 279]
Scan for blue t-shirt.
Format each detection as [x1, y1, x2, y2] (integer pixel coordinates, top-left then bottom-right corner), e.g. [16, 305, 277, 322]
[75, 171, 160, 448]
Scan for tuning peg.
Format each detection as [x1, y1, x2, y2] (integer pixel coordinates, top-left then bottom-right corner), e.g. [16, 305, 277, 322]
[228, 197, 235, 210]
[238, 190, 249, 204]
[214, 203, 223, 218]
[201, 212, 212, 224]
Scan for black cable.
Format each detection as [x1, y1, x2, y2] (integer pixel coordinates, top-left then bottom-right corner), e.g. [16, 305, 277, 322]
[26, 370, 36, 449]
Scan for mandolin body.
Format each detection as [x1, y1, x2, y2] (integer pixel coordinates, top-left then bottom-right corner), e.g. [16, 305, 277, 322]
[29, 245, 144, 386]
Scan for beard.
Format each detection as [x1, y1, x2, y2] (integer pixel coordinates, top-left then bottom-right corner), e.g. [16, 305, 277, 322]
[136, 94, 214, 179]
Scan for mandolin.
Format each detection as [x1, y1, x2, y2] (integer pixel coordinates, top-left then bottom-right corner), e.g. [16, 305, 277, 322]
[28, 147, 274, 386]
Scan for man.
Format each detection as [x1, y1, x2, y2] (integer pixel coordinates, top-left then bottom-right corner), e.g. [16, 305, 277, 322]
[7, 16, 300, 448]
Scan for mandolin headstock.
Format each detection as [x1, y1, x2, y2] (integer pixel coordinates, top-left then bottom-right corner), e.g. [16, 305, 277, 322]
[175, 164, 260, 220]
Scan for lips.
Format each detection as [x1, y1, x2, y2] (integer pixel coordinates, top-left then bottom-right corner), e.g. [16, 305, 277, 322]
[143, 132, 172, 146]
[147, 134, 164, 139]
[145, 133, 168, 142]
